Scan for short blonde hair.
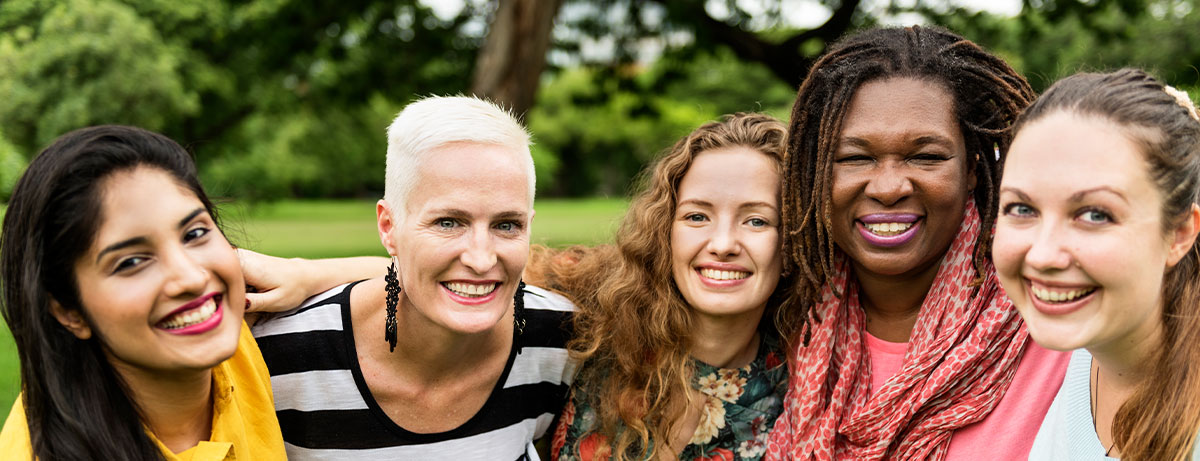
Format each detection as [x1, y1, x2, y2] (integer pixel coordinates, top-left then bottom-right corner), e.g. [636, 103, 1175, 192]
[383, 95, 534, 221]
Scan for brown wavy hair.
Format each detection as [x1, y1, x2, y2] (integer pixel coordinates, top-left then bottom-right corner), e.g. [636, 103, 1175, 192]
[528, 113, 790, 459]
[1012, 68, 1200, 461]
[781, 26, 1035, 341]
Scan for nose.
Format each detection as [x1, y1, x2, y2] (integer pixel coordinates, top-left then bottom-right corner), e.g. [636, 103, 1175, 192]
[706, 220, 741, 258]
[460, 226, 498, 274]
[863, 162, 914, 206]
[162, 247, 209, 298]
[1024, 223, 1072, 272]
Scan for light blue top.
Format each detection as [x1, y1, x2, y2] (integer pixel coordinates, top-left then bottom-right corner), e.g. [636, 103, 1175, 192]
[1028, 349, 1200, 460]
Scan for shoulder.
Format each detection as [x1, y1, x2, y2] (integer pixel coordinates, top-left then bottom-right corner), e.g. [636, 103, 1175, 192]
[522, 284, 576, 313]
[0, 395, 32, 460]
[0, 393, 31, 458]
[251, 282, 355, 339]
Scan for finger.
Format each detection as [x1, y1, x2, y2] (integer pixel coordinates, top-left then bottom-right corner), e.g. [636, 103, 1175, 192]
[246, 290, 289, 313]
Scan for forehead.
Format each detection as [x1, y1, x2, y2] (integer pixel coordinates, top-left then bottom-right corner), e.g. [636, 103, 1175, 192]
[407, 142, 531, 215]
[89, 168, 202, 247]
[1006, 112, 1153, 192]
[678, 146, 779, 205]
[840, 77, 960, 140]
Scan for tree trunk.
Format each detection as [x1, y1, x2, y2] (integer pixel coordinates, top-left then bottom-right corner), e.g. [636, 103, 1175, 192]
[470, 0, 564, 119]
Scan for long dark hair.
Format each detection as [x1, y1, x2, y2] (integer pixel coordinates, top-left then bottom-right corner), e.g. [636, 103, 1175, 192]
[0, 125, 219, 460]
[1012, 69, 1200, 461]
[781, 25, 1035, 323]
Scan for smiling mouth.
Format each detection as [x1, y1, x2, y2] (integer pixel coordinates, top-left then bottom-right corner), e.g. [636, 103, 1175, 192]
[158, 295, 221, 330]
[442, 282, 499, 298]
[1031, 285, 1096, 303]
[698, 268, 750, 281]
[863, 222, 915, 236]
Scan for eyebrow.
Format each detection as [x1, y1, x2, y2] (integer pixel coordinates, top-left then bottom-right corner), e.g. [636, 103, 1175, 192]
[427, 208, 529, 220]
[1000, 186, 1129, 205]
[678, 199, 778, 212]
[95, 208, 205, 263]
[740, 201, 779, 212]
[838, 135, 956, 150]
[1070, 186, 1129, 204]
[999, 187, 1032, 202]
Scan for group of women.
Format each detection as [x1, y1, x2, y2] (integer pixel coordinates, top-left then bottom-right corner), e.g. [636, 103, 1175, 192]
[0, 24, 1197, 461]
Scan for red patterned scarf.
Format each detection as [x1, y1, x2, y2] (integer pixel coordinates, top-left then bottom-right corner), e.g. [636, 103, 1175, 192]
[764, 201, 1029, 460]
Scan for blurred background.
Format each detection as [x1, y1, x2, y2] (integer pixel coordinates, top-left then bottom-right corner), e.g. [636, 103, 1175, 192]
[0, 0, 1198, 418]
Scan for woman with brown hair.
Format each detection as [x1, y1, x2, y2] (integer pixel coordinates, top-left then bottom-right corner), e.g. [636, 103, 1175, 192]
[538, 112, 792, 460]
[764, 26, 1069, 460]
[994, 68, 1200, 460]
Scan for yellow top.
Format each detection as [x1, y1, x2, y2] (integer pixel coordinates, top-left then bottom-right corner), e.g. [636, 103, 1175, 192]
[0, 323, 285, 460]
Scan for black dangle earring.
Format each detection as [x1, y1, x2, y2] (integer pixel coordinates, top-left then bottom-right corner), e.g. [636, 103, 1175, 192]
[513, 280, 526, 336]
[384, 256, 400, 352]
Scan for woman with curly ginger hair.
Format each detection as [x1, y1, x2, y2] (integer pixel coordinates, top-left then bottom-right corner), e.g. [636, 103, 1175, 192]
[533, 113, 795, 460]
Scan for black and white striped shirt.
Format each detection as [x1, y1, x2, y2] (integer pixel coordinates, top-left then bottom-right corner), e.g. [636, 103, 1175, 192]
[251, 281, 576, 460]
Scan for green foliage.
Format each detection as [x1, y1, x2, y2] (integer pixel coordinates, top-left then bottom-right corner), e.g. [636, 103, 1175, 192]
[0, 131, 26, 200]
[927, 0, 1200, 91]
[528, 48, 793, 196]
[0, 0, 200, 149]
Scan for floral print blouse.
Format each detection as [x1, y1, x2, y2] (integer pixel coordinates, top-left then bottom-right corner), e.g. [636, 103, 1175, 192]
[551, 335, 788, 461]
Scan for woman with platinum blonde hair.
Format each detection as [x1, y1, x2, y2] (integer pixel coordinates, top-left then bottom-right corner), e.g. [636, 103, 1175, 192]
[994, 69, 1200, 460]
[249, 96, 577, 460]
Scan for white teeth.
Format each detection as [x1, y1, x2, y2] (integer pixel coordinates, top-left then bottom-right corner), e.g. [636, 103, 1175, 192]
[159, 298, 218, 329]
[698, 268, 750, 281]
[1031, 286, 1095, 303]
[864, 222, 914, 236]
[444, 282, 498, 298]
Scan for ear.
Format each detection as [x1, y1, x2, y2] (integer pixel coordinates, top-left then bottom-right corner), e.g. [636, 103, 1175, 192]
[1166, 203, 1200, 267]
[49, 300, 92, 340]
[377, 199, 400, 257]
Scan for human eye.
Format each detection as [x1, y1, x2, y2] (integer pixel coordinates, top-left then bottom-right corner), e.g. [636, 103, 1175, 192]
[434, 218, 459, 230]
[1002, 202, 1037, 218]
[834, 153, 873, 164]
[494, 220, 524, 233]
[113, 256, 149, 274]
[682, 213, 708, 223]
[746, 217, 770, 227]
[1077, 207, 1114, 225]
[183, 226, 211, 243]
[909, 152, 949, 163]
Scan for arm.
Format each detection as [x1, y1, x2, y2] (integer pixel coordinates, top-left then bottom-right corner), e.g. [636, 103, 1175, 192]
[238, 249, 388, 312]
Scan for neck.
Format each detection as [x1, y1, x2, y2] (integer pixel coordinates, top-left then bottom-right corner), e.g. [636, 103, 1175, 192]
[1090, 315, 1164, 394]
[854, 258, 941, 343]
[689, 304, 765, 369]
[110, 362, 213, 454]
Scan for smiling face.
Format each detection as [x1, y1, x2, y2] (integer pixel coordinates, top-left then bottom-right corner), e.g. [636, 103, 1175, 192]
[382, 141, 532, 335]
[994, 112, 1178, 353]
[671, 146, 782, 322]
[830, 77, 975, 281]
[70, 167, 245, 375]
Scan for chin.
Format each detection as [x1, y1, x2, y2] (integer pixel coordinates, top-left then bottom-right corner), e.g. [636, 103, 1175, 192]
[1023, 320, 1088, 352]
[442, 310, 509, 335]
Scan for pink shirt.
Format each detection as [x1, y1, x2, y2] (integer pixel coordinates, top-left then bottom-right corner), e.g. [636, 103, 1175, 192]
[867, 333, 1069, 460]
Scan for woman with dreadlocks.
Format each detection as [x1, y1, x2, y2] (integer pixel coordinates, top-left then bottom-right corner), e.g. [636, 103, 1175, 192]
[763, 26, 1070, 460]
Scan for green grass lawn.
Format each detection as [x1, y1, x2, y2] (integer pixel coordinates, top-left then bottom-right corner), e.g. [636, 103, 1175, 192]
[0, 197, 627, 421]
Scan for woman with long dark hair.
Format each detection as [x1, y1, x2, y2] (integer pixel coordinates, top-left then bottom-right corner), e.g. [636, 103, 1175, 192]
[994, 69, 1200, 460]
[0, 125, 284, 460]
[765, 26, 1070, 460]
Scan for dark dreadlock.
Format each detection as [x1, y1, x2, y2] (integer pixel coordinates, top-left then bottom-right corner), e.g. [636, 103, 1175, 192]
[779, 25, 1035, 343]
